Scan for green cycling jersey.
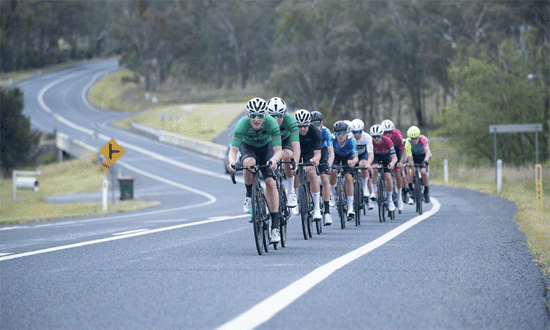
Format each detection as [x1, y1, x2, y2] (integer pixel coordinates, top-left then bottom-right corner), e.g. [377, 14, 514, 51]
[279, 112, 299, 143]
[231, 115, 282, 148]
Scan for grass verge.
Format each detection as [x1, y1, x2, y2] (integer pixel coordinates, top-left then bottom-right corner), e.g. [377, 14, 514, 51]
[1, 154, 159, 225]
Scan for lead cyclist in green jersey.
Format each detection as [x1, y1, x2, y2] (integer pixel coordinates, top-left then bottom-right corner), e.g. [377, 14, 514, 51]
[227, 97, 283, 243]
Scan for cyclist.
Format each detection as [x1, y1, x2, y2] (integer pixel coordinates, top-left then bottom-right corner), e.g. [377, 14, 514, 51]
[349, 119, 375, 210]
[266, 97, 300, 208]
[381, 119, 406, 212]
[404, 126, 432, 203]
[311, 110, 335, 226]
[370, 124, 397, 212]
[227, 97, 283, 243]
[329, 120, 359, 219]
[292, 109, 323, 222]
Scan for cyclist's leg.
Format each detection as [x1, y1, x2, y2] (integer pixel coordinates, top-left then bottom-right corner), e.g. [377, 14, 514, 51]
[257, 142, 282, 239]
[306, 165, 322, 219]
[343, 159, 354, 215]
[281, 138, 296, 202]
[240, 143, 257, 212]
[358, 154, 369, 198]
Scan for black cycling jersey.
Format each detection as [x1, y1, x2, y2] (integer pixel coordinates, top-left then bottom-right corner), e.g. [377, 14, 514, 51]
[299, 124, 322, 154]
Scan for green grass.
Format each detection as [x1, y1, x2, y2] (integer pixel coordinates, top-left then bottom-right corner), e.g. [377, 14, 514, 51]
[0, 154, 159, 225]
[111, 102, 245, 142]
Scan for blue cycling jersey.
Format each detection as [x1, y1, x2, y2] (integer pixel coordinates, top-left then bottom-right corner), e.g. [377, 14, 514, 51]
[321, 126, 332, 149]
[332, 133, 358, 156]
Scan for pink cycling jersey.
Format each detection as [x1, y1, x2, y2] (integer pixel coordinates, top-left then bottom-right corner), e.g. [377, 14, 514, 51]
[372, 136, 395, 155]
[383, 128, 405, 152]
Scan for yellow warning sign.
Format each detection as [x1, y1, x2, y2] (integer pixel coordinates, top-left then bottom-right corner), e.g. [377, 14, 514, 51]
[100, 139, 125, 165]
[102, 161, 110, 172]
[535, 164, 543, 212]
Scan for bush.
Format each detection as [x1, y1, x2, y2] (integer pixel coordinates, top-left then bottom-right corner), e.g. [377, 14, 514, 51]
[40, 152, 56, 165]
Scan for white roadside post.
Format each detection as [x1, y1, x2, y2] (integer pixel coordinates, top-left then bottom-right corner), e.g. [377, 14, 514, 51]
[496, 159, 502, 193]
[102, 179, 109, 211]
[444, 159, 448, 184]
[12, 170, 41, 201]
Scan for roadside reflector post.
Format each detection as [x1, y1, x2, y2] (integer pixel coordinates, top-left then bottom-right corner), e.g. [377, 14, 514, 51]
[535, 164, 543, 212]
[496, 159, 502, 193]
[444, 159, 448, 184]
[103, 179, 108, 212]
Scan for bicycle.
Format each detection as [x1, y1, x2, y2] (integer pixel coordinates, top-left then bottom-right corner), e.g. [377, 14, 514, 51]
[296, 162, 318, 239]
[352, 166, 372, 226]
[406, 163, 425, 215]
[374, 164, 396, 222]
[275, 159, 295, 248]
[231, 163, 273, 255]
[332, 165, 350, 229]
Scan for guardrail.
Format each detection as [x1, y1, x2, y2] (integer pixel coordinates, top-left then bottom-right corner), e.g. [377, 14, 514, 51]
[130, 121, 228, 160]
[56, 132, 96, 158]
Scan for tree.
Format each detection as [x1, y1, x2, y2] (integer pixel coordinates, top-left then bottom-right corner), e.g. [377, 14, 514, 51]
[0, 87, 40, 177]
[433, 40, 543, 165]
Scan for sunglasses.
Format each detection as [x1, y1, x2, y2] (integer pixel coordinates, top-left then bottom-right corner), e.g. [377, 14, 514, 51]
[250, 114, 265, 120]
[298, 124, 309, 128]
[312, 122, 321, 127]
[271, 113, 284, 119]
[335, 131, 347, 136]
[352, 130, 362, 135]
[372, 135, 382, 139]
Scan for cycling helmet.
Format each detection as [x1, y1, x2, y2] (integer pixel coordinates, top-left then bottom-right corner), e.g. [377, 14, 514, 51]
[369, 124, 384, 137]
[294, 109, 312, 125]
[246, 97, 267, 114]
[381, 119, 395, 132]
[333, 120, 348, 132]
[266, 97, 286, 115]
[407, 125, 421, 138]
[311, 110, 323, 122]
[350, 119, 364, 132]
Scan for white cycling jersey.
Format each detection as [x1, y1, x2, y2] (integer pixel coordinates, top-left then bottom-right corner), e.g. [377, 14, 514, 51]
[355, 132, 373, 155]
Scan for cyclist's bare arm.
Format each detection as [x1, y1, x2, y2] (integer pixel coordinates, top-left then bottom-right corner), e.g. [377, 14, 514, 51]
[388, 153, 397, 169]
[270, 145, 283, 170]
[348, 154, 359, 168]
[227, 146, 239, 173]
[310, 149, 321, 167]
[327, 146, 335, 173]
[291, 141, 301, 168]
[424, 144, 432, 162]
[366, 152, 374, 170]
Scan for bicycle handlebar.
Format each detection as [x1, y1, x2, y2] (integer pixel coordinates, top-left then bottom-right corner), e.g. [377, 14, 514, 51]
[230, 163, 272, 184]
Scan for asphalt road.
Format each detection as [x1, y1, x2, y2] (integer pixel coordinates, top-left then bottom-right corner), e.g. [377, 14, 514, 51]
[1, 60, 548, 329]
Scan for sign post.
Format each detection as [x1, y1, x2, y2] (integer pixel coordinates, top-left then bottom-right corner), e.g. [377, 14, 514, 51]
[535, 164, 543, 212]
[489, 123, 543, 185]
[100, 139, 125, 205]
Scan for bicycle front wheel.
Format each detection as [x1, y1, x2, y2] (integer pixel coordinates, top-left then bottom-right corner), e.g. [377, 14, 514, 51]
[337, 178, 346, 229]
[414, 174, 423, 215]
[252, 188, 264, 255]
[279, 185, 288, 248]
[299, 184, 309, 240]
[354, 180, 361, 226]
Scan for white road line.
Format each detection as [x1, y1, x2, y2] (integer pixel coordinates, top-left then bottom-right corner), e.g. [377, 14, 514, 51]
[0, 253, 13, 257]
[113, 229, 149, 236]
[216, 199, 441, 330]
[0, 214, 249, 262]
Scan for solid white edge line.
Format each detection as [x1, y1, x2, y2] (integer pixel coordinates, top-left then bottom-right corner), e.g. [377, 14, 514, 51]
[0, 214, 249, 262]
[216, 198, 441, 330]
[112, 229, 149, 236]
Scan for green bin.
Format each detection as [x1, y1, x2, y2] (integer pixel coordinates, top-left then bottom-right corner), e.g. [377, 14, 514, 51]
[118, 176, 134, 200]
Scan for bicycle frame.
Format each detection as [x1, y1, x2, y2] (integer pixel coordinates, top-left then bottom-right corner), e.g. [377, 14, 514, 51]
[231, 164, 272, 255]
[296, 162, 316, 239]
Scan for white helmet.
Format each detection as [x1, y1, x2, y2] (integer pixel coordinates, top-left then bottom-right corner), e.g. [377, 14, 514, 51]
[246, 97, 267, 114]
[266, 97, 286, 115]
[369, 124, 384, 137]
[350, 119, 364, 132]
[344, 120, 352, 132]
[381, 119, 395, 132]
[294, 109, 312, 126]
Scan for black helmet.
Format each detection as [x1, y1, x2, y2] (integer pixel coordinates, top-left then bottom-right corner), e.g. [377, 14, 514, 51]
[311, 111, 323, 122]
[333, 120, 348, 132]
